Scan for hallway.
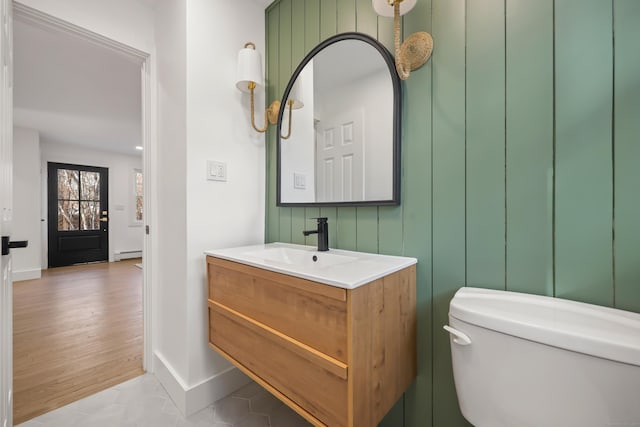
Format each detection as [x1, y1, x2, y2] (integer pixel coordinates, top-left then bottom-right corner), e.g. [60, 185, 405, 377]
[13, 259, 143, 423]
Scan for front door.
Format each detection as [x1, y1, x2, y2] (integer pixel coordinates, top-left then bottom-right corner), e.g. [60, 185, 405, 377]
[47, 162, 109, 267]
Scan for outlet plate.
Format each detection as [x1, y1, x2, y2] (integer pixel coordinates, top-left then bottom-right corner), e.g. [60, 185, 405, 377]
[207, 160, 227, 182]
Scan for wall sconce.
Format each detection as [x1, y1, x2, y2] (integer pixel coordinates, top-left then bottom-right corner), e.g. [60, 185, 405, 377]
[372, 0, 433, 80]
[236, 42, 303, 138]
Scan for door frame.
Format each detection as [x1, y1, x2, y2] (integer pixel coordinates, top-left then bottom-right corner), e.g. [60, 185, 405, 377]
[1, 0, 14, 424]
[12, 3, 155, 372]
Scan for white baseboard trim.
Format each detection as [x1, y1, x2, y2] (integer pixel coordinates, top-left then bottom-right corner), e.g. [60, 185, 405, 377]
[114, 250, 142, 261]
[12, 268, 41, 282]
[153, 352, 251, 417]
[153, 352, 188, 414]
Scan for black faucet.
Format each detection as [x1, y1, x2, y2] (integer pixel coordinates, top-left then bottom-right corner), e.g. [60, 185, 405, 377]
[303, 217, 329, 251]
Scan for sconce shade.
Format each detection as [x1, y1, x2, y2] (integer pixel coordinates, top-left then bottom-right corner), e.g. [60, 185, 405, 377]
[236, 43, 263, 92]
[372, 0, 417, 17]
[287, 79, 304, 110]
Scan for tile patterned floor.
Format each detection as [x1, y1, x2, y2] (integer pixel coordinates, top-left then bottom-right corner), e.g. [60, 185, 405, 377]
[17, 374, 311, 427]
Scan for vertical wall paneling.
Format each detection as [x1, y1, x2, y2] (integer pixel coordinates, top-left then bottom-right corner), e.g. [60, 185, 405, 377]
[401, 0, 433, 426]
[377, 11, 395, 53]
[613, 0, 640, 313]
[554, 0, 613, 306]
[320, 0, 337, 41]
[304, 0, 321, 56]
[266, 5, 280, 243]
[265, 1, 639, 426]
[356, 0, 378, 38]
[337, 0, 356, 32]
[465, 0, 506, 290]
[375, 0, 404, 261]
[289, 0, 307, 245]
[505, 0, 554, 296]
[291, 1, 305, 75]
[277, 0, 293, 243]
[355, 208, 379, 254]
[377, 206, 403, 256]
[290, 211, 306, 244]
[336, 208, 358, 251]
[430, 0, 467, 424]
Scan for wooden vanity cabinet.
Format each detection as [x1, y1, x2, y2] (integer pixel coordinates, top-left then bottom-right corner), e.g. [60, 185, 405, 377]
[206, 256, 416, 427]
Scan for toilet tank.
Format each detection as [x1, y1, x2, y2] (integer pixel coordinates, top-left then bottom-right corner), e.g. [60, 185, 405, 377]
[445, 287, 640, 427]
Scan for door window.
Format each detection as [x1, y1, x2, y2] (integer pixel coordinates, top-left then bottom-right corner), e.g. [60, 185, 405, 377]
[57, 169, 102, 231]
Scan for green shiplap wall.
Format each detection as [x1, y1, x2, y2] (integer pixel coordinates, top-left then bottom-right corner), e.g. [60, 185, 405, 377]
[264, 1, 640, 426]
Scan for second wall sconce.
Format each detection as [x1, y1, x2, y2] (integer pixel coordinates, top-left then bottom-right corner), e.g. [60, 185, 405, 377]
[236, 42, 303, 139]
[372, 0, 433, 80]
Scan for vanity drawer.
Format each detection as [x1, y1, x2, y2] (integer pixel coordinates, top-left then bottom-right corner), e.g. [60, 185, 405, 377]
[207, 256, 348, 363]
[209, 301, 348, 427]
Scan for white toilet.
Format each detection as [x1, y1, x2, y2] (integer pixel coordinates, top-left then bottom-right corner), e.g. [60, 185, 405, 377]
[444, 287, 640, 427]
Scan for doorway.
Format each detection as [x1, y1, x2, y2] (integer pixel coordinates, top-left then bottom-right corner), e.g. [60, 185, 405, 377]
[47, 162, 109, 268]
[4, 2, 154, 424]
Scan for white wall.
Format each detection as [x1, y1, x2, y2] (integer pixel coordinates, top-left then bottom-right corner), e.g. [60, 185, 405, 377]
[40, 140, 143, 265]
[185, 0, 265, 394]
[153, 0, 266, 414]
[154, 0, 189, 393]
[12, 127, 42, 281]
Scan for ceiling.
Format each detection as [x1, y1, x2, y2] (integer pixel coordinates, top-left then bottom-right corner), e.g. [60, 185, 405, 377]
[13, 17, 143, 156]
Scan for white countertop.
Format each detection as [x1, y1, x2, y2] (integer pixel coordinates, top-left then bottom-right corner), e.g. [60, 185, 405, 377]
[204, 242, 417, 289]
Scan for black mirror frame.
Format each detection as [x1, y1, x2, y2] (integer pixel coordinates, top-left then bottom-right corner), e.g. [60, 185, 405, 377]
[276, 32, 402, 207]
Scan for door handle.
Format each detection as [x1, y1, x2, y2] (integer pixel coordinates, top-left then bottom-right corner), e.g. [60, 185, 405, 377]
[1, 236, 29, 256]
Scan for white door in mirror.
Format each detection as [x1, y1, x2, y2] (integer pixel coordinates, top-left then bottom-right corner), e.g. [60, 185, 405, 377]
[316, 108, 364, 202]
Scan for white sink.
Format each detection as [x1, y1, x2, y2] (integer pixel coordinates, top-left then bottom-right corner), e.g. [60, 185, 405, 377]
[204, 242, 417, 289]
[243, 246, 357, 268]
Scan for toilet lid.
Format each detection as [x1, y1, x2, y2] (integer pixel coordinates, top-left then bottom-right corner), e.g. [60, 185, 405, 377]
[449, 287, 640, 367]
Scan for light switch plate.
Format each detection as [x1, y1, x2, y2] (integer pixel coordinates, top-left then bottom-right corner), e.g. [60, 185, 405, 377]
[293, 173, 306, 189]
[207, 160, 227, 182]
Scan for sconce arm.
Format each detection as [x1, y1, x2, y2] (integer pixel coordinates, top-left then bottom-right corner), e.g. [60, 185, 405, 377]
[394, 1, 411, 80]
[280, 100, 294, 140]
[249, 83, 269, 133]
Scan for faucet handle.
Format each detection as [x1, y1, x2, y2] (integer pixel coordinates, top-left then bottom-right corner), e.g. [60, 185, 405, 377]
[310, 217, 328, 223]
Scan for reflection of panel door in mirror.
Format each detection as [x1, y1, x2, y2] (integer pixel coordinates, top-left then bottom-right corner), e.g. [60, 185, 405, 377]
[47, 162, 109, 267]
[315, 109, 364, 202]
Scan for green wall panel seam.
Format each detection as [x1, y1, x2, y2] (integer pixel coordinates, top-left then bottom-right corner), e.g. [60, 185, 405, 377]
[503, 0, 508, 292]
[610, 0, 616, 307]
[552, 0, 557, 298]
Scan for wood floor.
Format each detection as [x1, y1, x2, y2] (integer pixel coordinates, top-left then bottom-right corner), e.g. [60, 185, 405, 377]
[12, 259, 144, 424]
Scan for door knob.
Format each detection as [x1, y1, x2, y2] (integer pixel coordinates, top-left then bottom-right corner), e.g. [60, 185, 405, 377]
[100, 217, 108, 222]
[1, 236, 29, 256]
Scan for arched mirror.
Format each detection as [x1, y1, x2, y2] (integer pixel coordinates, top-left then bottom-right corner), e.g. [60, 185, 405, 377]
[276, 32, 401, 207]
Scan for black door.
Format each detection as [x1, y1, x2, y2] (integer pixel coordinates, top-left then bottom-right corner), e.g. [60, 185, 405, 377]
[48, 162, 109, 267]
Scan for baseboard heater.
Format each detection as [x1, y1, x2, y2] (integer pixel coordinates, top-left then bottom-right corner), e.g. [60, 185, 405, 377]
[114, 250, 142, 261]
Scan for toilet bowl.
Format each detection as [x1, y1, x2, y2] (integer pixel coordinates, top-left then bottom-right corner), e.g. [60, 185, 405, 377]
[444, 287, 640, 427]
